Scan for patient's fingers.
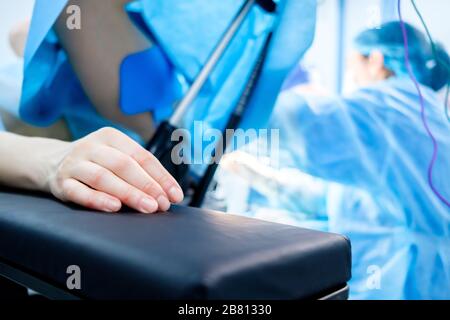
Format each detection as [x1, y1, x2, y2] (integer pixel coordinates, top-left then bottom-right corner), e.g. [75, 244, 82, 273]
[70, 161, 159, 214]
[61, 178, 122, 213]
[135, 152, 185, 204]
[88, 145, 171, 211]
[96, 128, 184, 203]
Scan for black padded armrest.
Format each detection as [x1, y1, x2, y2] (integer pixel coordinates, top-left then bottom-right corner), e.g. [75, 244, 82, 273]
[0, 189, 351, 299]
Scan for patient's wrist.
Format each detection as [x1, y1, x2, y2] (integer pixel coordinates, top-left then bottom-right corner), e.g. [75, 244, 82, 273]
[0, 134, 70, 193]
[29, 137, 70, 193]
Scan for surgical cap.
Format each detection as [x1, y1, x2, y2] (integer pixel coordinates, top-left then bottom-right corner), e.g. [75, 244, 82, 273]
[354, 21, 450, 91]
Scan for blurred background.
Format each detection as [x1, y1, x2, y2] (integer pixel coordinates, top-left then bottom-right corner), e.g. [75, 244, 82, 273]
[0, 0, 34, 66]
[0, 0, 34, 122]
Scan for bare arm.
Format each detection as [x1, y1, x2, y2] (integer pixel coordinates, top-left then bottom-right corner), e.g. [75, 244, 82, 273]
[54, 0, 155, 141]
[0, 129, 184, 213]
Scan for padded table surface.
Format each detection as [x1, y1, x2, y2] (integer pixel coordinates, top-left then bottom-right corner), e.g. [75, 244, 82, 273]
[0, 189, 351, 299]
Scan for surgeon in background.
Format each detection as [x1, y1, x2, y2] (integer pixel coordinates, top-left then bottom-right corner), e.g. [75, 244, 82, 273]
[221, 21, 450, 299]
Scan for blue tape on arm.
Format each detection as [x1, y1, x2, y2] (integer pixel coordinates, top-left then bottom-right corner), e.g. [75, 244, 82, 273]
[119, 47, 182, 121]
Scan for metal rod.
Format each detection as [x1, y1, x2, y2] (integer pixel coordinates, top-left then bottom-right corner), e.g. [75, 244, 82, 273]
[190, 33, 273, 207]
[170, 0, 256, 127]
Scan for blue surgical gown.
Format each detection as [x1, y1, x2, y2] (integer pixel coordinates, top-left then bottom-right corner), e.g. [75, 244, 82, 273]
[20, 0, 316, 146]
[269, 77, 450, 299]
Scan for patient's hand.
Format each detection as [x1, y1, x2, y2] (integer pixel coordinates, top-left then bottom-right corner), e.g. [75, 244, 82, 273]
[43, 128, 184, 213]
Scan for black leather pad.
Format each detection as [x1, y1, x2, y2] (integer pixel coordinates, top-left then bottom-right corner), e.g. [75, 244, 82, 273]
[0, 189, 351, 299]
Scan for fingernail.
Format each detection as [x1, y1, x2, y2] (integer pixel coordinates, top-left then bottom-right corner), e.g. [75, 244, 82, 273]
[140, 197, 158, 213]
[168, 187, 184, 203]
[157, 195, 171, 212]
[104, 200, 121, 213]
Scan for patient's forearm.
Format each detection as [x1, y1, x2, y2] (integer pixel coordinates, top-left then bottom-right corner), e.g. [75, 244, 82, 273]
[55, 0, 155, 141]
[0, 132, 67, 191]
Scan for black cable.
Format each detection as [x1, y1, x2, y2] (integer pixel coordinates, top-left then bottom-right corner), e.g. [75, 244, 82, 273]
[190, 33, 274, 208]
